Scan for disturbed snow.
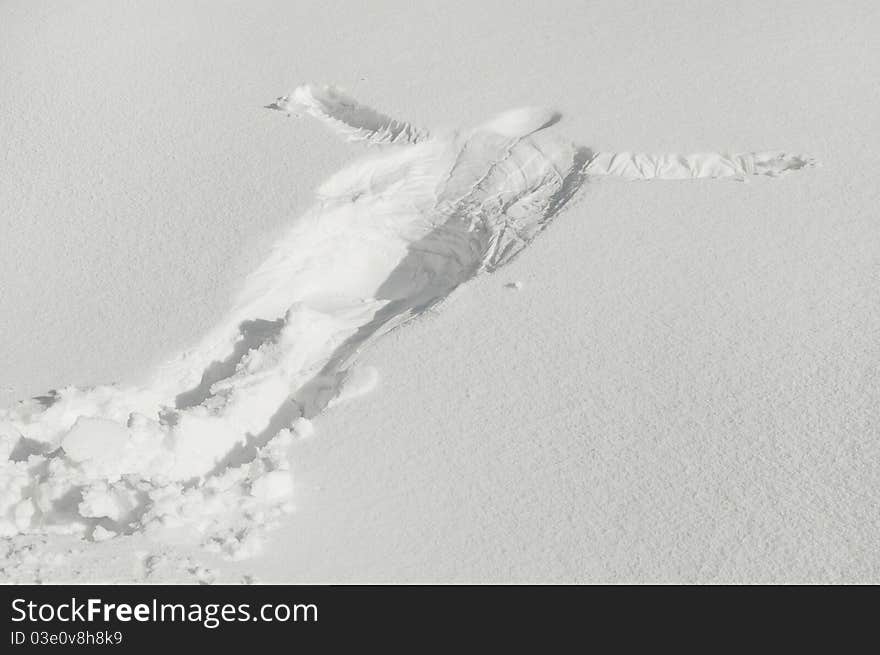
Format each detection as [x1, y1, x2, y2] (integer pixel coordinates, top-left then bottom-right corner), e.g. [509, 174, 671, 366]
[0, 84, 814, 561]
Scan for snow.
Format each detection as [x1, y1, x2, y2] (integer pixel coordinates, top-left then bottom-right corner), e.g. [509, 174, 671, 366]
[271, 84, 430, 145]
[291, 417, 315, 441]
[2, 84, 610, 554]
[61, 417, 130, 467]
[1, 0, 879, 583]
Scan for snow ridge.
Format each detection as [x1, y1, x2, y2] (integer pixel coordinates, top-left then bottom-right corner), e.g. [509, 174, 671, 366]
[584, 151, 817, 180]
[0, 85, 815, 563]
[268, 84, 430, 145]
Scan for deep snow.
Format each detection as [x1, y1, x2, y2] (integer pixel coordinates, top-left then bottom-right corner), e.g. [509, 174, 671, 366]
[1, 1, 879, 582]
[0, 81, 811, 560]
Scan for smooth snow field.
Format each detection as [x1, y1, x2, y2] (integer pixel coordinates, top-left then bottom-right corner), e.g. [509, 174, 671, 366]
[2, 1, 879, 583]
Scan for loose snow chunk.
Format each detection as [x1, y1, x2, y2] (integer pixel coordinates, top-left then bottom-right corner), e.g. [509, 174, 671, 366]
[291, 417, 315, 440]
[78, 483, 140, 522]
[61, 417, 129, 464]
[92, 526, 117, 542]
[250, 471, 293, 501]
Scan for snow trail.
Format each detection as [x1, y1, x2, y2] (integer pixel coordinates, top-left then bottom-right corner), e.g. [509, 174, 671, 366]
[0, 84, 814, 560]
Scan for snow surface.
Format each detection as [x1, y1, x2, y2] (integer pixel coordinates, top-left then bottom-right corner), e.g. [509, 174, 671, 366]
[1, 1, 879, 582]
[0, 80, 812, 560]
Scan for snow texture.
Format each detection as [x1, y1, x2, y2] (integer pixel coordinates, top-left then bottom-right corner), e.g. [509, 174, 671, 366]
[3, 0, 876, 584]
[0, 82, 811, 563]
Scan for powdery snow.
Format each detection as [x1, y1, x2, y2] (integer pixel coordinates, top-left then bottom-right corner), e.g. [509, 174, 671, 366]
[1, 0, 878, 583]
[0, 81, 811, 563]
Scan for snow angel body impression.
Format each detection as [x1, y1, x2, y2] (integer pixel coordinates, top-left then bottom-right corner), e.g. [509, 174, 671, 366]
[0, 84, 814, 557]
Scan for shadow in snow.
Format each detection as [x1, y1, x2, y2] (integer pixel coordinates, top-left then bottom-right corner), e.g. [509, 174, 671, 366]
[203, 145, 593, 476]
[175, 318, 285, 410]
